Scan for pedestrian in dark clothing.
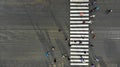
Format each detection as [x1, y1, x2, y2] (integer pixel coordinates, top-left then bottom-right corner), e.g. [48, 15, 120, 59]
[82, 21, 86, 24]
[67, 57, 70, 61]
[90, 44, 94, 47]
[92, 33, 96, 39]
[74, 40, 77, 42]
[81, 36, 85, 39]
[54, 58, 56, 63]
[79, 40, 82, 44]
[80, 55, 84, 62]
[68, 42, 71, 47]
[90, 1, 96, 6]
[90, 6, 100, 13]
[90, 9, 95, 13]
[91, 63, 95, 67]
[58, 29, 62, 32]
[65, 38, 68, 41]
[84, 51, 87, 54]
[106, 9, 113, 14]
[94, 6, 100, 11]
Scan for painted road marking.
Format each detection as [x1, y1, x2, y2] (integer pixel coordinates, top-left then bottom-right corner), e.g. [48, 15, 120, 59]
[70, 49, 89, 51]
[70, 56, 89, 58]
[70, 7, 89, 9]
[70, 63, 89, 65]
[70, 14, 89, 16]
[70, 3, 89, 6]
[70, 24, 89, 27]
[70, 52, 89, 55]
[70, 10, 89, 13]
[70, 0, 89, 2]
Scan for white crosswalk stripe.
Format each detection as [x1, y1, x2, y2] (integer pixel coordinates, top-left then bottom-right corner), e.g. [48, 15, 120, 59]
[70, 0, 89, 2]
[71, 45, 89, 48]
[70, 38, 89, 41]
[70, 0, 89, 66]
[70, 56, 89, 58]
[70, 52, 89, 55]
[70, 42, 89, 44]
[70, 14, 89, 16]
[70, 17, 89, 20]
[70, 10, 89, 13]
[70, 35, 89, 37]
[70, 31, 89, 34]
[70, 21, 92, 24]
[70, 3, 89, 6]
[71, 63, 89, 65]
[70, 7, 89, 9]
[70, 28, 89, 30]
[70, 49, 89, 51]
[70, 60, 89, 62]
[70, 24, 89, 27]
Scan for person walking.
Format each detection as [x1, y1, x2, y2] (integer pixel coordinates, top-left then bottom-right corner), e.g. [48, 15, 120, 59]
[79, 40, 82, 44]
[54, 58, 56, 63]
[90, 6, 100, 13]
[106, 9, 113, 14]
[90, 15, 96, 19]
[91, 63, 95, 67]
[92, 33, 96, 39]
[46, 51, 50, 57]
[80, 55, 85, 63]
[51, 46, 55, 51]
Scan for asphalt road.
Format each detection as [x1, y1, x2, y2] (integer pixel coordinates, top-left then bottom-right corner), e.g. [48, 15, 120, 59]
[0, 0, 120, 67]
[0, 0, 69, 67]
[91, 0, 120, 67]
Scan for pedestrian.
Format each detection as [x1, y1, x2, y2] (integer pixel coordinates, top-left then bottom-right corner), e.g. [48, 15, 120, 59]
[90, 1, 96, 6]
[79, 40, 82, 44]
[89, 43, 94, 47]
[90, 9, 95, 13]
[74, 40, 77, 42]
[62, 53, 67, 58]
[69, 44, 71, 47]
[90, 15, 96, 19]
[90, 6, 100, 13]
[81, 36, 85, 39]
[84, 51, 87, 54]
[90, 30, 94, 34]
[45, 51, 50, 57]
[92, 33, 96, 39]
[95, 57, 99, 62]
[87, 20, 92, 24]
[106, 9, 113, 14]
[51, 46, 55, 51]
[94, 6, 100, 11]
[58, 29, 62, 32]
[91, 63, 95, 67]
[68, 42, 71, 47]
[54, 58, 56, 63]
[82, 21, 86, 24]
[65, 38, 68, 41]
[80, 12, 84, 16]
[80, 55, 85, 63]
[95, 58, 99, 62]
[67, 57, 70, 61]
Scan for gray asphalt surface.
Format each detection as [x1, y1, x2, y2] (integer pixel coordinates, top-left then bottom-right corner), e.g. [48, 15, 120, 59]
[0, 0, 120, 67]
[91, 0, 120, 67]
[0, 0, 69, 67]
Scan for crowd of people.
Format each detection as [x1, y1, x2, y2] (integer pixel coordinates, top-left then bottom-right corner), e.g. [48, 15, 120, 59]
[45, 0, 113, 66]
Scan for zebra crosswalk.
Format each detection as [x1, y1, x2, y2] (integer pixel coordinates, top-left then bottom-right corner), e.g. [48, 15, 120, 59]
[70, 0, 90, 66]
